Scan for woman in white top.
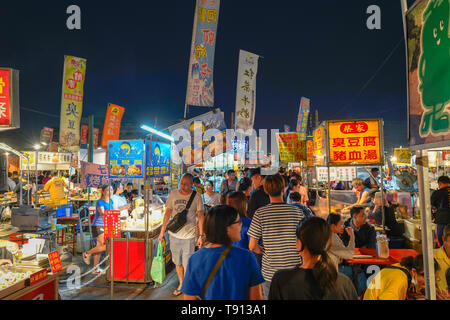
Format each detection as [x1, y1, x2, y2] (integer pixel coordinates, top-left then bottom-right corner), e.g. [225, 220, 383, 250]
[110, 182, 130, 217]
[203, 180, 220, 207]
[327, 213, 355, 270]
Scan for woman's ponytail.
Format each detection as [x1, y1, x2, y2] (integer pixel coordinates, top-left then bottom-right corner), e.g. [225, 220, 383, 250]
[297, 217, 338, 296]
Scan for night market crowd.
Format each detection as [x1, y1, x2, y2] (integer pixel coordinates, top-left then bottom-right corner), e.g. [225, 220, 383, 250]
[67, 166, 450, 300]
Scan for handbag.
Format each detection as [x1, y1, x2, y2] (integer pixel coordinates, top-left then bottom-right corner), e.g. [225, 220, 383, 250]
[166, 191, 197, 233]
[201, 245, 232, 300]
[150, 241, 166, 285]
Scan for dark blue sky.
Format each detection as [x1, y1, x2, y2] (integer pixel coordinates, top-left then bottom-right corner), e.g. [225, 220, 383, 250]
[0, 0, 417, 151]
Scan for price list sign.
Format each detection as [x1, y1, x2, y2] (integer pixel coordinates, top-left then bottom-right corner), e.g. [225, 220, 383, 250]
[48, 251, 62, 273]
[104, 210, 121, 238]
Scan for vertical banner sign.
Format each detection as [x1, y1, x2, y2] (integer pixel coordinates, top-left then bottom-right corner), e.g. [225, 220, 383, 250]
[94, 128, 99, 149]
[21, 151, 36, 170]
[146, 141, 171, 177]
[313, 125, 326, 166]
[393, 148, 412, 165]
[328, 120, 382, 166]
[108, 140, 144, 178]
[307, 139, 314, 167]
[185, 0, 221, 106]
[0, 68, 20, 130]
[40, 127, 54, 146]
[104, 210, 121, 239]
[296, 97, 311, 140]
[80, 125, 89, 145]
[406, 0, 450, 147]
[168, 109, 228, 165]
[276, 132, 307, 162]
[59, 56, 86, 149]
[101, 104, 125, 149]
[235, 50, 259, 133]
[48, 251, 62, 273]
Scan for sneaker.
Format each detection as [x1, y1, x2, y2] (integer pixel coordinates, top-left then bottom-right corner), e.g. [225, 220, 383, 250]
[92, 267, 105, 275]
[82, 252, 91, 265]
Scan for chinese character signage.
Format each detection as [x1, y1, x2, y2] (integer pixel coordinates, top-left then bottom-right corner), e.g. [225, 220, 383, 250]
[393, 148, 412, 165]
[101, 104, 125, 148]
[307, 139, 314, 167]
[29, 269, 48, 286]
[316, 167, 357, 182]
[81, 125, 100, 148]
[37, 152, 72, 165]
[313, 125, 326, 166]
[40, 127, 54, 146]
[185, 0, 221, 106]
[296, 97, 311, 140]
[80, 161, 129, 188]
[146, 141, 171, 177]
[406, 0, 450, 148]
[104, 210, 121, 239]
[328, 120, 382, 166]
[0, 68, 20, 130]
[276, 132, 307, 162]
[108, 140, 144, 178]
[235, 50, 259, 133]
[48, 251, 62, 273]
[59, 56, 86, 148]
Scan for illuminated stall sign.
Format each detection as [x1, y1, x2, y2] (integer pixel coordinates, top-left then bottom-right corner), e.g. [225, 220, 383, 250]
[328, 120, 383, 166]
[0, 68, 20, 130]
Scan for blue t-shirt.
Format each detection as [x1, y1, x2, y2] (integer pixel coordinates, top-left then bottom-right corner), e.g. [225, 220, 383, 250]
[181, 246, 264, 300]
[232, 217, 251, 250]
[92, 198, 113, 227]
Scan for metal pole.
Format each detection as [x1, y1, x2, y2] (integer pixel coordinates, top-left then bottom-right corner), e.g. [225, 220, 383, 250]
[27, 158, 30, 205]
[380, 165, 385, 232]
[19, 158, 23, 206]
[415, 149, 436, 300]
[110, 237, 114, 300]
[327, 165, 331, 213]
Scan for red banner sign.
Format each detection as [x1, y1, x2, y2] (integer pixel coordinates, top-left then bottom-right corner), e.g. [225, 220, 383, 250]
[29, 269, 48, 286]
[0, 69, 11, 126]
[104, 210, 121, 238]
[101, 104, 125, 148]
[48, 251, 62, 273]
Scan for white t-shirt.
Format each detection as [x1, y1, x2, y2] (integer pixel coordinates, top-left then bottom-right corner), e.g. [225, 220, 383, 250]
[203, 192, 220, 206]
[111, 194, 128, 217]
[166, 190, 204, 240]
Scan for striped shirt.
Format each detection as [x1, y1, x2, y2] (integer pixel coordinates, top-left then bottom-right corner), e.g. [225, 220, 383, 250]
[248, 203, 305, 282]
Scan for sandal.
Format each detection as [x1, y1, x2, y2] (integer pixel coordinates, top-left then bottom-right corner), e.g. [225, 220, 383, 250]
[172, 289, 182, 296]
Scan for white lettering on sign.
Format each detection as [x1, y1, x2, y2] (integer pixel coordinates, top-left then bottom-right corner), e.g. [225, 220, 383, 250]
[66, 5, 81, 30]
[0, 103, 6, 118]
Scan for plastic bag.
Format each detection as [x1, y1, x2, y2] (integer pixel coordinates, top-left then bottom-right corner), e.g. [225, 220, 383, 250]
[150, 242, 166, 285]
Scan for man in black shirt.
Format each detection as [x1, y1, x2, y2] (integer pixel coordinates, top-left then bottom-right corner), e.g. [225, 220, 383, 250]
[431, 176, 450, 247]
[122, 182, 138, 202]
[341, 206, 377, 249]
[364, 168, 379, 190]
[247, 168, 270, 219]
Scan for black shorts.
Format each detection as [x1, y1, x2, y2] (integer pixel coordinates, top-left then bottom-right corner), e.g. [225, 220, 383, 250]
[92, 227, 104, 238]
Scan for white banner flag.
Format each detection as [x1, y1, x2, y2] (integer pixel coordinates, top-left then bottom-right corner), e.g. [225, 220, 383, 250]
[235, 50, 259, 133]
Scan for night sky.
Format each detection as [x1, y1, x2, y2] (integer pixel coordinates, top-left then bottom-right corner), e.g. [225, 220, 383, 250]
[0, 0, 417, 152]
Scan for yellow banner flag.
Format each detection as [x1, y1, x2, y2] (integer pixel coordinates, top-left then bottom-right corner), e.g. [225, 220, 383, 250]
[59, 56, 87, 149]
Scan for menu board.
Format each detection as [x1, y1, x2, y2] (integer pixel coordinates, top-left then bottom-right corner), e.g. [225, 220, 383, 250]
[108, 140, 144, 178]
[146, 141, 171, 177]
[316, 167, 357, 182]
[104, 210, 121, 239]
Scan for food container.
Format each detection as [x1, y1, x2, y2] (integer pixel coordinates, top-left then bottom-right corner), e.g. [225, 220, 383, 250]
[376, 234, 389, 259]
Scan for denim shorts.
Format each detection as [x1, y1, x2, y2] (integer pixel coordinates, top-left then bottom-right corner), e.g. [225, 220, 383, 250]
[169, 235, 196, 268]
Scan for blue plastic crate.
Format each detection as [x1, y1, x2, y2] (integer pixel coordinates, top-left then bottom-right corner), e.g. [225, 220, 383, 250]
[56, 204, 73, 218]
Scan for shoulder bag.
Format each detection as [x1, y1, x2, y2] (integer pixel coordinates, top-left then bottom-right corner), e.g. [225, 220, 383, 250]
[166, 191, 197, 233]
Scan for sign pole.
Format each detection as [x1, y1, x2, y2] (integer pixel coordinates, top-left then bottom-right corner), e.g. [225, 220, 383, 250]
[416, 149, 436, 300]
[110, 237, 114, 300]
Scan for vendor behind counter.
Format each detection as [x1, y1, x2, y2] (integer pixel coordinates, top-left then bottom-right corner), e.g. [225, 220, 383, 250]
[40, 172, 68, 205]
